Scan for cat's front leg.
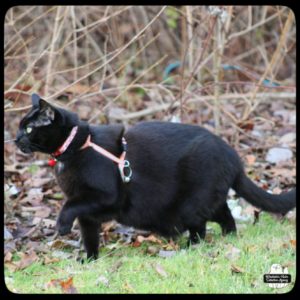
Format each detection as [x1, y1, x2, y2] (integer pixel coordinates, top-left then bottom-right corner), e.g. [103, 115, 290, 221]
[56, 199, 106, 236]
[78, 217, 100, 260]
[56, 201, 79, 235]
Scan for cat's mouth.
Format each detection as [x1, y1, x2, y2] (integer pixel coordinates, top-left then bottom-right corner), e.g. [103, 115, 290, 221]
[15, 139, 49, 154]
[15, 140, 33, 154]
[20, 146, 33, 154]
[16, 144, 33, 154]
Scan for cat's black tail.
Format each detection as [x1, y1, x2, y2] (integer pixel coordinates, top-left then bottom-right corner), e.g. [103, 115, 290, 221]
[233, 172, 296, 214]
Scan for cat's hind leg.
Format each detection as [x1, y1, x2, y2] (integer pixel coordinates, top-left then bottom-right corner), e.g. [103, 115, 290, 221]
[188, 221, 207, 244]
[212, 202, 237, 235]
[179, 194, 210, 245]
[180, 202, 207, 245]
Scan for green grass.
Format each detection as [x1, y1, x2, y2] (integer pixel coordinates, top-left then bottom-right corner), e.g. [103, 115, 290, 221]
[5, 213, 296, 294]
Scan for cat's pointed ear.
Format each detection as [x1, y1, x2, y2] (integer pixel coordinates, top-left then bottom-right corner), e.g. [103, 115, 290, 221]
[31, 98, 56, 127]
[39, 99, 55, 121]
[32, 93, 41, 107]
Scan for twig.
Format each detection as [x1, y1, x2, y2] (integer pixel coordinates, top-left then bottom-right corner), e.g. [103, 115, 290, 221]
[245, 10, 295, 119]
[181, 15, 217, 94]
[213, 13, 226, 134]
[107, 91, 296, 121]
[4, 139, 16, 143]
[66, 32, 161, 107]
[48, 6, 167, 100]
[5, 7, 57, 54]
[89, 54, 168, 122]
[185, 6, 193, 73]
[227, 7, 286, 41]
[70, 6, 78, 82]
[73, 13, 116, 80]
[44, 6, 64, 97]
[74, 6, 132, 33]
[7, 49, 48, 92]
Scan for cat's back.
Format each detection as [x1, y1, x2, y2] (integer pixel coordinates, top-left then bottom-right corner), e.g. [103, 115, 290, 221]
[123, 121, 221, 168]
[125, 121, 238, 168]
[126, 121, 213, 144]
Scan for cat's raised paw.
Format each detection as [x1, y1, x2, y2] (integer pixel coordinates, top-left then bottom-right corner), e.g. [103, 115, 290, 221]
[56, 222, 72, 235]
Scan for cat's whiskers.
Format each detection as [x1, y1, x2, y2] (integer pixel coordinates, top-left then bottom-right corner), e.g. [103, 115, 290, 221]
[4, 139, 16, 143]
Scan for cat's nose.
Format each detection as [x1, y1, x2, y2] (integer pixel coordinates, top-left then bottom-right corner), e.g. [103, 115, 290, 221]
[15, 132, 25, 147]
[15, 131, 23, 143]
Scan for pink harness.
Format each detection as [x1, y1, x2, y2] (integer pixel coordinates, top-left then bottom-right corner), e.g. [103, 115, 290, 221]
[49, 126, 132, 183]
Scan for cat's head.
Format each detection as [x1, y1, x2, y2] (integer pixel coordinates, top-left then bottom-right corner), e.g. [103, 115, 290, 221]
[15, 94, 79, 154]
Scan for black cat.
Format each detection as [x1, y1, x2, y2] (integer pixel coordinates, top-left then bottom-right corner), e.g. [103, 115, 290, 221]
[15, 94, 296, 260]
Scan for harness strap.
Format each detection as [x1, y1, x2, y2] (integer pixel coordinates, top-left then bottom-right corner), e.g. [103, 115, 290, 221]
[81, 135, 132, 183]
[49, 126, 132, 183]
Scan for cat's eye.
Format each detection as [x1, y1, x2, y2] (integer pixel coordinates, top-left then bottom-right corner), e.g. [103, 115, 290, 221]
[26, 127, 33, 134]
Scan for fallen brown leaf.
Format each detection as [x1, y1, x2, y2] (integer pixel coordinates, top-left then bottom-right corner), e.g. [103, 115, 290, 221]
[46, 277, 78, 294]
[132, 240, 142, 247]
[21, 205, 51, 219]
[289, 240, 296, 248]
[123, 282, 135, 293]
[154, 263, 168, 278]
[110, 259, 124, 273]
[245, 154, 256, 165]
[285, 210, 296, 224]
[19, 193, 43, 205]
[281, 243, 289, 249]
[268, 167, 296, 178]
[4, 240, 17, 255]
[32, 217, 56, 228]
[272, 187, 283, 195]
[48, 239, 80, 250]
[33, 206, 51, 218]
[65, 83, 97, 95]
[250, 280, 259, 288]
[238, 120, 254, 131]
[16, 250, 39, 270]
[282, 261, 295, 268]
[4, 163, 28, 174]
[231, 264, 245, 274]
[43, 256, 60, 265]
[163, 238, 179, 250]
[101, 221, 117, 232]
[4, 252, 13, 263]
[136, 234, 163, 245]
[245, 245, 257, 253]
[147, 246, 159, 255]
[225, 245, 241, 261]
[4, 262, 18, 272]
[60, 277, 78, 294]
[24, 177, 53, 188]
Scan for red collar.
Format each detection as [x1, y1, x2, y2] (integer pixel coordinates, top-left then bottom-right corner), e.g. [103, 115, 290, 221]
[48, 126, 132, 183]
[51, 126, 79, 157]
[48, 126, 79, 166]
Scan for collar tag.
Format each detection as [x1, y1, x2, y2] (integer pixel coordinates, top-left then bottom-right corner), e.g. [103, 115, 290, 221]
[48, 158, 57, 167]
